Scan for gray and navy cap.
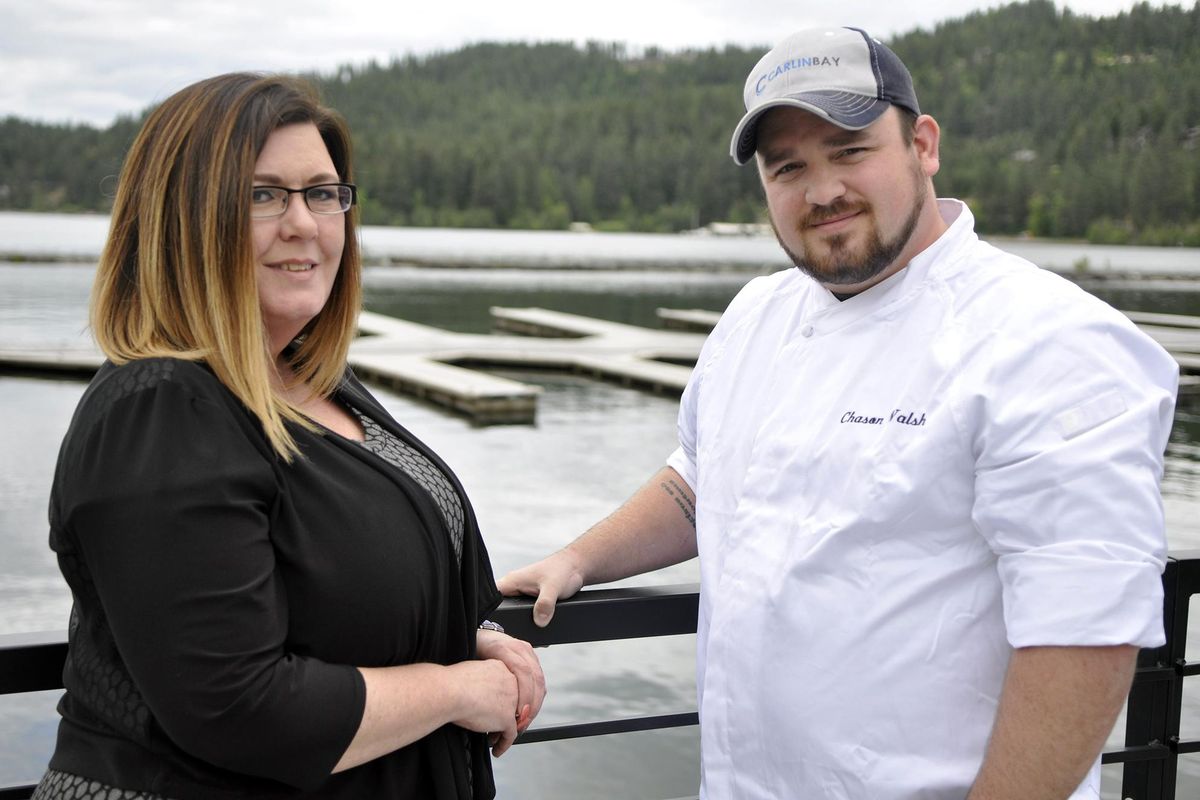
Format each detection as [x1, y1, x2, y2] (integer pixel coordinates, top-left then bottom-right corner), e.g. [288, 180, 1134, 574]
[730, 27, 921, 165]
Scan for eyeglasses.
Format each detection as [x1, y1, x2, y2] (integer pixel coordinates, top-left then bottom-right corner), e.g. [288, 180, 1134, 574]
[250, 183, 357, 219]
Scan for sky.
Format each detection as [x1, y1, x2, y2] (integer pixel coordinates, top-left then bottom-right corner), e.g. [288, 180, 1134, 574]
[1, 0, 1185, 127]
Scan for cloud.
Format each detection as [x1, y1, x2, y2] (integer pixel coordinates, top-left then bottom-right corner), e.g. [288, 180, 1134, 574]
[0, 0, 1184, 126]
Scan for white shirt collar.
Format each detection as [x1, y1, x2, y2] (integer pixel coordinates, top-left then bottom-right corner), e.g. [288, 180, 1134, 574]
[811, 198, 975, 308]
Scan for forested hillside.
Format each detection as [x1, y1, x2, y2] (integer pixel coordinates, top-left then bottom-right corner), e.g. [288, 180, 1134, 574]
[2, 0, 1197, 244]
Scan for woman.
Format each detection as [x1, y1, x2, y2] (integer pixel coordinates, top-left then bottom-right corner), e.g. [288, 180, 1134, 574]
[32, 73, 544, 799]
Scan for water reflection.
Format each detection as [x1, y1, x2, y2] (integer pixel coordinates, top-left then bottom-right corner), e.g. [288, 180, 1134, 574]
[0, 264, 94, 350]
[362, 265, 758, 333]
[1087, 282, 1200, 317]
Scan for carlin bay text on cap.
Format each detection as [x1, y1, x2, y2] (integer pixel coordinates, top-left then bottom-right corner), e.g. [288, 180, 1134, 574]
[756, 57, 842, 95]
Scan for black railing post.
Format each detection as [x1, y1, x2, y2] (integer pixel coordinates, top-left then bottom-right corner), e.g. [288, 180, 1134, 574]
[1121, 557, 1178, 800]
[1164, 553, 1200, 793]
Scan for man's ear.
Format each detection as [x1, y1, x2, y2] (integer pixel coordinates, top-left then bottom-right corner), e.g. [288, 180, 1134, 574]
[913, 114, 941, 178]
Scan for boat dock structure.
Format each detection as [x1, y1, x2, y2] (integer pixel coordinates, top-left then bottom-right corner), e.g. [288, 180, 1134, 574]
[0, 307, 704, 424]
[350, 307, 700, 423]
[3, 306, 1200, 422]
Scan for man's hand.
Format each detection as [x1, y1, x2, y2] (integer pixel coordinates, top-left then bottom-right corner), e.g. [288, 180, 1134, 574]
[497, 549, 585, 627]
[499, 467, 699, 628]
[475, 627, 547, 737]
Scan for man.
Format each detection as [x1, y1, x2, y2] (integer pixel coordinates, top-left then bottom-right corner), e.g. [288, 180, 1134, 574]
[499, 27, 1178, 799]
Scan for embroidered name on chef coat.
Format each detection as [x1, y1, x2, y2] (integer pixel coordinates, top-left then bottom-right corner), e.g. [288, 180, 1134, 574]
[840, 409, 928, 427]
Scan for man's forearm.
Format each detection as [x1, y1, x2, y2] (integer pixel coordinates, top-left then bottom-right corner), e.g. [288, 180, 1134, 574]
[498, 466, 699, 626]
[564, 466, 699, 585]
[968, 644, 1138, 799]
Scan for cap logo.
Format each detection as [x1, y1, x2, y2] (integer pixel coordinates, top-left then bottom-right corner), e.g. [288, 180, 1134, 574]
[755, 56, 842, 96]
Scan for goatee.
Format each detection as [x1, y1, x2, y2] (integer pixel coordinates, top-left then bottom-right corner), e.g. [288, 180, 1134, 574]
[772, 178, 927, 288]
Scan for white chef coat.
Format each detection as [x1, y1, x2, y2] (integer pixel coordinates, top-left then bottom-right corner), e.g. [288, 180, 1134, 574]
[666, 200, 1178, 800]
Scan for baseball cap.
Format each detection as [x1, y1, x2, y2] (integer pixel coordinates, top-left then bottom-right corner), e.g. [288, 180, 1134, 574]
[730, 27, 921, 165]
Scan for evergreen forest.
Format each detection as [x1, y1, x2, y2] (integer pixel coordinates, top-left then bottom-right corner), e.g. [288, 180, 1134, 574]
[2, 0, 1198, 245]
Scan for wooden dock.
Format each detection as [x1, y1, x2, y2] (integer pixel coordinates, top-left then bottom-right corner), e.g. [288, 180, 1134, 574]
[0, 309, 706, 425]
[350, 308, 701, 422]
[0, 347, 104, 376]
[1123, 311, 1200, 373]
[4, 307, 1200, 422]
[656, 308, 722, 333]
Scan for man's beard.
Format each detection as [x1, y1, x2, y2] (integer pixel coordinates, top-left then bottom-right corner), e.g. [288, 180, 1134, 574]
[772, 173, 928, 288]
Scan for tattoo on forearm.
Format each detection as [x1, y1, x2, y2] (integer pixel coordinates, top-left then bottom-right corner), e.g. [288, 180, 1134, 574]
[661, 479, 697, 529]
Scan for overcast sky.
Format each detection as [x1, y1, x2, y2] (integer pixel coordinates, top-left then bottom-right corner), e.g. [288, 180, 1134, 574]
[1, 0, 1183, 127]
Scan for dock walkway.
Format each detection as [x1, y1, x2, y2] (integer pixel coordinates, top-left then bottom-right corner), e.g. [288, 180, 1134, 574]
[0, 308, 707, 424]
[3, 307, 1198, 422]
[351, 308, 702, 423]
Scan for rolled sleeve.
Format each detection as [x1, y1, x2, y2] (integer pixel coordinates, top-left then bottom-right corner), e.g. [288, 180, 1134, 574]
[668, 349, 701, 488]
[969, 310, 1177, 649]
[667, 445, 697, 492]
[996, 541, 1166, 647]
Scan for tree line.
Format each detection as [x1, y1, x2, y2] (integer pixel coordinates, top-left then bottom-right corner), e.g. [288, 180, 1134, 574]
[1, 0, 1197, 245]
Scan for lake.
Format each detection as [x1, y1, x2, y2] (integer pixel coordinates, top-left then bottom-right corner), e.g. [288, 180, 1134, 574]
[2, 212, 1200, 798]
[4, 210, 1200, 276]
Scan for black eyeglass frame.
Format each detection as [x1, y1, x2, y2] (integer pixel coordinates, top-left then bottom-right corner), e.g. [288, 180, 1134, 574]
[250, 182, 358, 218]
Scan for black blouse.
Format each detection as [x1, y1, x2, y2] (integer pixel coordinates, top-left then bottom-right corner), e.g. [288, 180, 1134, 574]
[43, 358, 502, 799]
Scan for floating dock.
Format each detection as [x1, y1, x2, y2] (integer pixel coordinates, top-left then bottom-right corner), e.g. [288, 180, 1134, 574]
[0, 348, 102, 376]
[656, 308, 722, 333]
[0, 309, 707, 424]
[1123, 311, 1200, 374]
[3, 307, 1199, 422]
[350, 308, 701, 422]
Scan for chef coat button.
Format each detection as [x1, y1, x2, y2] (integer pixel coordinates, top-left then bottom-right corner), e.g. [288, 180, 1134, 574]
[801, 325, 814, 338]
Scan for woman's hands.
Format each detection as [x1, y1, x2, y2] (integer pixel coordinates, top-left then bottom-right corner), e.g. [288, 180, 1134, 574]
[334, 630, 546, 770]
[445, 659, 521, 756]
[475, 628, 546, 755]
[337, 659, 517, 772]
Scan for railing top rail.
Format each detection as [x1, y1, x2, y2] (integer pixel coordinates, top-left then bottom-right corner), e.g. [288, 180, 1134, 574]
[493, 582, 700, 646]
[0, 583, 704, 695]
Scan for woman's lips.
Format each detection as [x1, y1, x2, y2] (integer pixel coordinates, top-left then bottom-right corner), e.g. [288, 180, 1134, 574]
[267, 260, 317, 272]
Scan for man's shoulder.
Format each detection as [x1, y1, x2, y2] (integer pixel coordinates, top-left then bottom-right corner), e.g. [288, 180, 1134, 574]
[937, 241, 1176, 389]
[940, 238, 1122, 329]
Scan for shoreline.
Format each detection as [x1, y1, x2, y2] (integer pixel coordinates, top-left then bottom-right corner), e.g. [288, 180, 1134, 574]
[0, 207, 1197, 248]
[5, 255, 1200, 285]
[3, 209, 1200, 278]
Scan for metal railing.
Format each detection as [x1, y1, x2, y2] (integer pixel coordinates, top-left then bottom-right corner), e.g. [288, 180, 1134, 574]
[3, 553, 1199, 800]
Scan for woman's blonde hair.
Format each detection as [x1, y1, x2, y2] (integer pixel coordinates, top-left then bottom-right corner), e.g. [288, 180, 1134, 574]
[91, 73, 361, 461]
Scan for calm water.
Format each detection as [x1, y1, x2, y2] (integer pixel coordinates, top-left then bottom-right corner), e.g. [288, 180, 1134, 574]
[4, 219, 1200, 797]
[4, 210, 1200, 275]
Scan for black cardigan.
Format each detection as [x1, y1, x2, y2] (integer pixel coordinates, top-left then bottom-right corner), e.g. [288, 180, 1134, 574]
[45, 358, 502, 799]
